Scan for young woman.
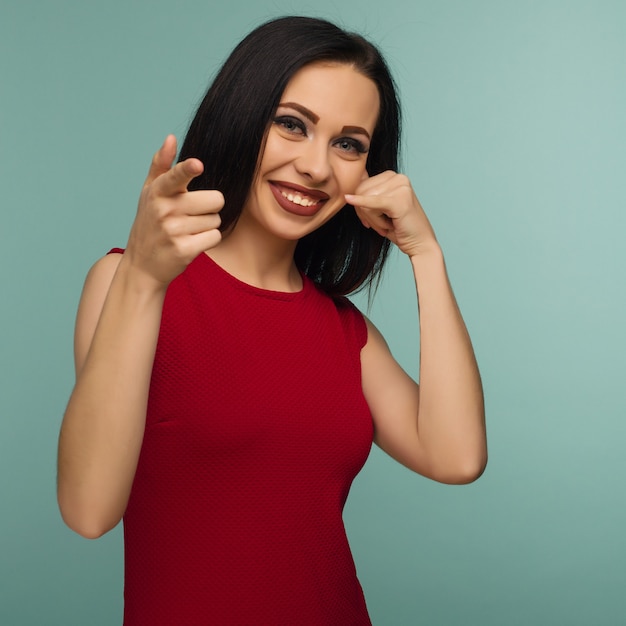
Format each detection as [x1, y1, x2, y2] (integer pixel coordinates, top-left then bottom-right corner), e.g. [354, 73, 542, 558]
[58, 16, 486, 625]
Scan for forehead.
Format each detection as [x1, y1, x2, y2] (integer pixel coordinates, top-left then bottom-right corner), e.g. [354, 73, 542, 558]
[279, 62, 380, 131]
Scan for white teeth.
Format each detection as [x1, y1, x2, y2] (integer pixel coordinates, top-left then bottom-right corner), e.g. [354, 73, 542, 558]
[281, 189, 318, 207]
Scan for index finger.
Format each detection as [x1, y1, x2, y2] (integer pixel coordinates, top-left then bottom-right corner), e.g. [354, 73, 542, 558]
[352, 170, 396, 196]
[144, 135, 178, 187]
[344, 193, 391, 211]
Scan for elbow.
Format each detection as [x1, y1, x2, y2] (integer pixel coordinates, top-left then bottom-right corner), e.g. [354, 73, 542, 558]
[439, 425, 488, 485]
[448, 462, 487, 485]
[440, 453, 488, 485]
[418, 442, 487, 485]
[68, 524, 110, 541]
[57, 492, 121, 539]
[59, 509, 119, 540]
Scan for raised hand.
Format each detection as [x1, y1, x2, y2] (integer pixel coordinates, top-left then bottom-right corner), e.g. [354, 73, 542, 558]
[345, 171, 438, 258]
[125, 135, 224, 286]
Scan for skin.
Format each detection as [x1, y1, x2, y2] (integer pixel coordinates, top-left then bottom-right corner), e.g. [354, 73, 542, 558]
[57, 62, 486, 539]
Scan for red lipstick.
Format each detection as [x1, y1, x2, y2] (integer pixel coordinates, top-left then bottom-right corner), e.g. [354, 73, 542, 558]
[269, 181, 329, 217]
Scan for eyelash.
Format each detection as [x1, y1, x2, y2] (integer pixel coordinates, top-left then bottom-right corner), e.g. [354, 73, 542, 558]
[336, 138, 368, 155]
[272, 115, 368, 155]
[273, 115, 306, 135]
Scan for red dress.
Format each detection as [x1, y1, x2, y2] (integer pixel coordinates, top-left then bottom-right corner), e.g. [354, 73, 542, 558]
[118, 251, 374, 625]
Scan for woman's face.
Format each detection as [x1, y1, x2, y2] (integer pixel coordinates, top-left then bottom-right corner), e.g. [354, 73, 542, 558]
[242, 62, 380, 241]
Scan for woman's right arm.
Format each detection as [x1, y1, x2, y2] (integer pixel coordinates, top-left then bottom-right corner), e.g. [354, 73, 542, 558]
[57, 136, 223, 538]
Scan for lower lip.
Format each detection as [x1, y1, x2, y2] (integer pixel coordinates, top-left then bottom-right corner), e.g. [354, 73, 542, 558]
[269, 184, 325, 217]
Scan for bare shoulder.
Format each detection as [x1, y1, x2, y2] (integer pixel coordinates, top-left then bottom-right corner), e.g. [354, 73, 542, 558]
[362, 316, 390, 350]
[80, 252, 124, 304]
[73, 253, 124, 376]
[360, 316, 400, 372]
[86, 251, 123, 279]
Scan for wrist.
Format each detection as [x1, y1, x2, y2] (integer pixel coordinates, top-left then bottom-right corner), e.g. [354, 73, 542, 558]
[408, 240, 443, 262]
[409, 243, 446, 283]
[116, 254, 170, 298]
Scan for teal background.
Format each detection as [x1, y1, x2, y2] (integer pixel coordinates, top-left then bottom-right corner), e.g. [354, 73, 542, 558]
[2, 0, 625, 624]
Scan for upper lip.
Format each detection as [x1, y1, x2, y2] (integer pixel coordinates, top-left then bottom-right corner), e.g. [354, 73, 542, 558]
[270, 181, 330, 201]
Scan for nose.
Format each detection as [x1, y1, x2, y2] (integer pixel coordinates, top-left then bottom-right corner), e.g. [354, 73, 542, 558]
[294, 139, 331, 183]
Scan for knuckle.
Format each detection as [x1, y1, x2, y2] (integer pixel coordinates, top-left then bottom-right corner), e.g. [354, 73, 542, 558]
[208, 190, 225, 209]
[143, 182, 161, 203]
[174, 160, 187, 176]
[206, 230, 222, 251]
[154, 199, 173, 222]
[162, 216, 180, 236]
[170, 238, 195, 264]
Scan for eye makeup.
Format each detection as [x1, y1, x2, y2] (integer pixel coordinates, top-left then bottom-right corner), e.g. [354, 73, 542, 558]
[274, 103, 371, 155]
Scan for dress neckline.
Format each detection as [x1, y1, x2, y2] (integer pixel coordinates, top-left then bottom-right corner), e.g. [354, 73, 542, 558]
[199, 252, 309, 302]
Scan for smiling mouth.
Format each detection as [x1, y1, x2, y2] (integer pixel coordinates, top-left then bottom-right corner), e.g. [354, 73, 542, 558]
[279, 189, 319, 207]
[269, 182, 329, 217]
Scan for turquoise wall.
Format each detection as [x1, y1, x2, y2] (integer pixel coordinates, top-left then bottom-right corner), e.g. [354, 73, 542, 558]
[2, 1, 625, 624]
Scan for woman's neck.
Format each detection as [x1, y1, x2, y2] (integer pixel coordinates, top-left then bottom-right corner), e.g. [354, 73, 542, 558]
[206, 221, 302, 293]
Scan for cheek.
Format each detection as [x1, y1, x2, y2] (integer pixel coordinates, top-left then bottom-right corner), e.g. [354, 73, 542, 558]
[257, 138, 279, 172]
[338, 163, 367, 193]
[258, 131, 295, 172]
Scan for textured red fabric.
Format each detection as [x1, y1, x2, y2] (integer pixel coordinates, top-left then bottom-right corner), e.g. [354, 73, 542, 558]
[114, 251, 374, 625]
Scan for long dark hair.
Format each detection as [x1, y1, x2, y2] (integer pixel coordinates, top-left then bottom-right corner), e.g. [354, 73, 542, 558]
[178, 16, 401, 296]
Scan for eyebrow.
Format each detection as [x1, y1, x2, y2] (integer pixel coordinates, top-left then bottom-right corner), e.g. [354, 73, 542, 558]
[341, 125, 371, 140]
[279, 102, 319, 124]
[278, 102, 371, 140]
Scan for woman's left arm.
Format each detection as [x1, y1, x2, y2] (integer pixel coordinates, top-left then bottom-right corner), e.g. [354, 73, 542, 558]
[346, 172, 487, 484]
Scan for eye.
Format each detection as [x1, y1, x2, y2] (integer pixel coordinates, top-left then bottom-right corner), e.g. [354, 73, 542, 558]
[273, 115, 306, 136]
[334, 137, 368, 156]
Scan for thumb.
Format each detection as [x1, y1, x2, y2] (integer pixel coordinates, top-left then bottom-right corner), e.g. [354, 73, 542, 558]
[144, 135, 178, 186]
